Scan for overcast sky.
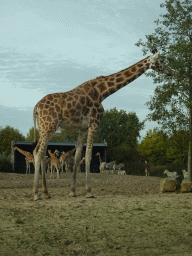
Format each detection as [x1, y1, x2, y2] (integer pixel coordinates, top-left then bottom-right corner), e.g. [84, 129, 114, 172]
[0, 0, 166, 141]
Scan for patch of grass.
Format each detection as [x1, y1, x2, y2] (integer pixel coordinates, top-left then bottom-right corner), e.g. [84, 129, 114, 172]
[132, 206, 145, 211]
[15, 217, 24, 224]
[40, 231, 52, 245]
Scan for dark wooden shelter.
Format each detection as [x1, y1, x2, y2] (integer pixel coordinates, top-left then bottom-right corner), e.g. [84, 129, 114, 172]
[11, 141, 107, 174]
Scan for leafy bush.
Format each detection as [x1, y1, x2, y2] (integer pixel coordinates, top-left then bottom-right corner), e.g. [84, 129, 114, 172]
[150, 165, 168, 177]
[0, 152, 12, 173]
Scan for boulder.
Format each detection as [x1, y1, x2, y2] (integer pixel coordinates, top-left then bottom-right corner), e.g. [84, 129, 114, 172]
[181, 180, 192, 193]
[160, 178, 177, 192]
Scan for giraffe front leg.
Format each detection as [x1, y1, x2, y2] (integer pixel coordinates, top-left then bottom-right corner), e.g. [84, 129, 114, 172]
[26, 161, 29, 174]
[33, 154, 41, 200]
[50, 165, 53, 179]
[69, 129, 87, 197]
[56, 166, 60, 179]
[85, 123, 98, 198]
[41, 156, 50, 199]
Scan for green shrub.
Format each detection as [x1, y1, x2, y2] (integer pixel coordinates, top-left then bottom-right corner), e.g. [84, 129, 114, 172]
[150, 165, 168, 177]
[0, 152, 12, 173]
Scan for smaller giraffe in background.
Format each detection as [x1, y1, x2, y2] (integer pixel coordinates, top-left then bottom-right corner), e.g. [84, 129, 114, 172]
[77, 156, 85, 172]
[45, 156, 51, 173]
[96, 152, 106, 173]
[59, 147, 76, 172]
[48, 149, 61, 179]
[79, 157, 85, 165]
[145, 161, 150, 176]
[14, 147, 35, 174]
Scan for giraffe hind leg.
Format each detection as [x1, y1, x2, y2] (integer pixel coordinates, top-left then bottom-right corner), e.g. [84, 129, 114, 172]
[69, 129, 87, 197]
[84, 123, 99, 198]
[41, 154, 50, 199]
[33, 123, 58, 200]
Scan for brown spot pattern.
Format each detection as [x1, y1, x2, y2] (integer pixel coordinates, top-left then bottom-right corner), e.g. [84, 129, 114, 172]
[91, 108, 97, 118]
[124, 71, 131, 77]
[80, 96, 86, 105]
[76, 103, 81, 109]
[69, 109, 76, 116]
[66, 96, 73, 102]
[55, 104, 60, 112]
[131, 67, 136, 72]
[91, 81, 97, 86]
[88, 88, 99, 101]
[86, 97, 93, 107]
[138, 68, 145, 74]
[116, 77, 124, 83]
[83, 83, 91, 92]
[107, 81, 114, 87]
[47, 95, 53, 101]
[109, 88, 116, 94]
[97, 82, 106, 93]
[72, 101, 76, 107]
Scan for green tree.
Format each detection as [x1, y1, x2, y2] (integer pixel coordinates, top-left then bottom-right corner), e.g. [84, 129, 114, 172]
[25, 127, 39, 141]
[135, 0, 192, 179]
[50, 128, 78, 142]
[0, 126, 25, 154]
[26, 127, 78, 143]
[96, 108, 144, 162]
[166, 130, 188, 166]
[138, 129, 168, 165]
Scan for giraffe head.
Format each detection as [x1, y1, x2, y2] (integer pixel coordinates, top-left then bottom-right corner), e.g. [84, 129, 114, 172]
[13, 147, 18, 153]
[54, 149, 60, 157]
[149, 49, 173, 76]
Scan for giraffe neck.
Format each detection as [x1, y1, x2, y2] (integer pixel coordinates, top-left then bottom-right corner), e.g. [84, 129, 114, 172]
[15, 147, 29, 157]
[94, 56, 150, 102]
[67, 147, 76, 156]
[98, 153, 102, 164]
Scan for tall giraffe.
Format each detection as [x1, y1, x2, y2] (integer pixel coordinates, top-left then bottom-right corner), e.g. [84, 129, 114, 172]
[59, 147, 76, 172]
[33, 49, 173, 200]
[14, 147, 35, 174]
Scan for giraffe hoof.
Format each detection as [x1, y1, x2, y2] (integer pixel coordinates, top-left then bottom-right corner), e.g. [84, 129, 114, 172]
[34, 194, 41, 201]
[44, 194, 51, 199]
[69, 191, 76, 197]
[86, 192, 94, 198]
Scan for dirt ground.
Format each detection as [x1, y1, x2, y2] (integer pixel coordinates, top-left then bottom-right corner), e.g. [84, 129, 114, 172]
[1, 172, 192, 256]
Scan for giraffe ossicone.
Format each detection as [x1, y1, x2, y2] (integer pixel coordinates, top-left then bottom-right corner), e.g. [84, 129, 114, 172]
[32, 50, 173, 200]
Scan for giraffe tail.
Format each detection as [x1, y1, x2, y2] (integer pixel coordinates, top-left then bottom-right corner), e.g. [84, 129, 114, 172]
[33, 106, 38, 143]
[32, 106, 38, 151]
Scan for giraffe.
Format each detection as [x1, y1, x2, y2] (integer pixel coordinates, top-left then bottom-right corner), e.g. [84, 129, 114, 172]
[14, 147, 35, 174]
[33, 49, 173, 200]
[46, 156, 51, 173]
[59, 147, 76, 172]
[95, 152, 105, 173]
[145, 160, 150, 176]
[48, 149, 61, 179]
[79, 157, 85, 165]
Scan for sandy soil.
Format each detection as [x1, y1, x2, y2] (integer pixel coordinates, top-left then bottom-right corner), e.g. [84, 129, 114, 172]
[0, 172, 192, 256]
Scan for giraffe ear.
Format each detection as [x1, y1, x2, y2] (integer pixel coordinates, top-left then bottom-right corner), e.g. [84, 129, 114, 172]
[152, 49, 158, 54]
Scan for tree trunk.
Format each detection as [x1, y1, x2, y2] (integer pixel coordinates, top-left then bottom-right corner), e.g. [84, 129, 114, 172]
[187, 111, 192, 181]
[187, 68, 192, 181]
